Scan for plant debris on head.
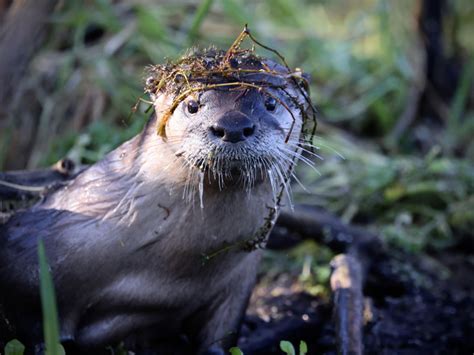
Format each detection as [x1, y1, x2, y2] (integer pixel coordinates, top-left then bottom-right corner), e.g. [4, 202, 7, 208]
[144, 25, 317, 142]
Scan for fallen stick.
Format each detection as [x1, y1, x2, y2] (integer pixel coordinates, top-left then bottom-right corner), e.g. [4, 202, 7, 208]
[330, 254, 364, 355]
[0, 159, 82, 200]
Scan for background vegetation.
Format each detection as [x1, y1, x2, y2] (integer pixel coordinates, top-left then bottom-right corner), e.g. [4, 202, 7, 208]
[0, 0, 473, 342]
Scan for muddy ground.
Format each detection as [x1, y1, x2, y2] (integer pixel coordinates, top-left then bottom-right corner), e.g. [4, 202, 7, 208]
[239, 248, 474, 354]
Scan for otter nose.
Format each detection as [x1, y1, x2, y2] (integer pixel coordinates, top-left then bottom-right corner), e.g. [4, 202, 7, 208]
[210, 111, 255, 143]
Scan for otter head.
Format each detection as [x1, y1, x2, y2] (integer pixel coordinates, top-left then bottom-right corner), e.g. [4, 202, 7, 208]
[146, 51, 313, 198]
[167, 88, 305, 187]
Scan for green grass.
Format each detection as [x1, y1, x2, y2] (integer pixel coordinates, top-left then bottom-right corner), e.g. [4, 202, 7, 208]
[295, 134, 474, 252]
[38, 240, 65, 355]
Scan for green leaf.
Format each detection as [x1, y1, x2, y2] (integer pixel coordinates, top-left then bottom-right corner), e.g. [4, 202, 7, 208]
[229, 346, 244, 355]
[280, 340, 296, 355]
[299, 340, 308, 355]
[38, 239, 65, 355]
[4, 339, 25, 355]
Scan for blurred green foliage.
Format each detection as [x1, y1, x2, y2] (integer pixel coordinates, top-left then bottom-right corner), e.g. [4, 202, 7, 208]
[295, 135, 474, 252]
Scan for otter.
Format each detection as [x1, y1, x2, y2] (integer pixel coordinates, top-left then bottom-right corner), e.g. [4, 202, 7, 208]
[0, 38, 312, 354]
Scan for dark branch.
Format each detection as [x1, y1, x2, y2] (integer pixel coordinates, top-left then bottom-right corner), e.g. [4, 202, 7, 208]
[0, 159, 83, 201]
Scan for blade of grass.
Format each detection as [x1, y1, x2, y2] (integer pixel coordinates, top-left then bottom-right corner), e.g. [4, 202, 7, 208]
[38, 239, 64, 355]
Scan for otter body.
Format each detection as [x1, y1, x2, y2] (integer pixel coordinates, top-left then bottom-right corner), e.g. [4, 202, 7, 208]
[0, 55, 308, 353]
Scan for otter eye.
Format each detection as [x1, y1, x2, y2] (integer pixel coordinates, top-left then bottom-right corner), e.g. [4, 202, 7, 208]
[264, 97, 277, 111]
[187, 100, 199, 114]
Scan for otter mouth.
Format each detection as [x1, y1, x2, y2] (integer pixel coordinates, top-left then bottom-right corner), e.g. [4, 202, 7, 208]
[227, 162, 253, 179]
[185, 151, 268, 187]
[227, 159, 246, 171]
[200, 157, 259, 178]
[177, 139, 299, 209]
[177, 135, 296, 196]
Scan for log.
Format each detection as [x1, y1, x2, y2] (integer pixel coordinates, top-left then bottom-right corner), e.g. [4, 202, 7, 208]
[0, 159, 82, 201]
[271, 205, 384, 259]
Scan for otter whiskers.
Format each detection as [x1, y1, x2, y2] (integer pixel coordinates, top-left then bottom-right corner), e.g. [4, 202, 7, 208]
[176, 143, 300, 210]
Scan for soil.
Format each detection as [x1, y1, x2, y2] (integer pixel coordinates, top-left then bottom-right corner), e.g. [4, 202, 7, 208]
[239, 250, 474, 354]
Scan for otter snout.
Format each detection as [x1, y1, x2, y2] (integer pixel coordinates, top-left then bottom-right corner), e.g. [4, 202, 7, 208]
[209, 111, 256, 143]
